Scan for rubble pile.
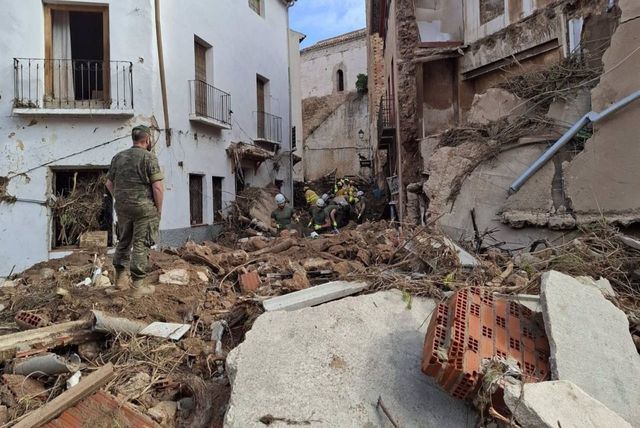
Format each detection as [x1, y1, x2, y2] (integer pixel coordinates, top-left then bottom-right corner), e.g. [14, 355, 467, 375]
[0, 217, 639, 426]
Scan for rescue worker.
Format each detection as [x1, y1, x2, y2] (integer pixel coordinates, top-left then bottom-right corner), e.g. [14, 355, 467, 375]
[271, 193, 294, 231]
[353, 190, 367, 222]
[335, 180, 348, 197]
[304, 186, 319, 207]
[309, 198, 328, 232]
[324, 202, 341, 234]
[106, 125, 163, 297]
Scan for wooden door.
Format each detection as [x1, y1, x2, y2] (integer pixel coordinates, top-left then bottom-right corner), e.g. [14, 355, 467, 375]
[194, 41, 207, 116]
[256, 77, 266, 138]
[189, 175, 204, 225]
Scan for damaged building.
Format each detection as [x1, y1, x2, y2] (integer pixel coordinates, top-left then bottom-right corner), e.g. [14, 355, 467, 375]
[367, 0, 637, 250]
[0, 0, 297, 274]
[299, 29, 372, 181]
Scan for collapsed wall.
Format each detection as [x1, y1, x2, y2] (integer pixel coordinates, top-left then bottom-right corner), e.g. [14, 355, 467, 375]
[420, 0, 626, 250]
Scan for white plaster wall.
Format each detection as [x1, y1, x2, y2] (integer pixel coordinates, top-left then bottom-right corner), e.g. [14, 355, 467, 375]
[160, 0, 292, 229]
[289, 30, 305, 182]
[300, 35, 367, 98]
[0, 0, 292, 275]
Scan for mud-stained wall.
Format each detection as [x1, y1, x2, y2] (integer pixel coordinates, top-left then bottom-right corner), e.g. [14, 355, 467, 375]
[564, 0, 640, 225]
[303, 94, 370, 180]
[421, 60, 457, 135]
[300, 30, 369, 181]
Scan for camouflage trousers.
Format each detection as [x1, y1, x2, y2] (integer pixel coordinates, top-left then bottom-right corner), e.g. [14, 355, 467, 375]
[113, 212, 159, 280]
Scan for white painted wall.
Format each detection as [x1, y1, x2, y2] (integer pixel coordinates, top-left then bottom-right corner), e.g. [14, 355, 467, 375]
[300, 34, 367, 99]
[0, 0, 292, 275]
[289, 29, 305, 182]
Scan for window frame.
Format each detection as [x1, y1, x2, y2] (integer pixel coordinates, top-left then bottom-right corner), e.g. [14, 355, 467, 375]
[212, 176, 223, 222]
[249, 0, 264, 17]
[43, 3, 110, 102]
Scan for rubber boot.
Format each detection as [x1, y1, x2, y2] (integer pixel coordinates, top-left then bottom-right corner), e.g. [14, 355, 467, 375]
[132, 278, 155, 298]
[115, 270, 130, 290]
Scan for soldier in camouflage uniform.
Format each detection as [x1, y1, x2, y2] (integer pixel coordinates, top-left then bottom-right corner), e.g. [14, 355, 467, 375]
[106, 125, 164, 297]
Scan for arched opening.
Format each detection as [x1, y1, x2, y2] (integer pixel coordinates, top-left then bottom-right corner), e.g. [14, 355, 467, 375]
[337, 69, 344, 92]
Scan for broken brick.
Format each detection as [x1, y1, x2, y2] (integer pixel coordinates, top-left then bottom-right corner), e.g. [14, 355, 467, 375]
[239, 270, 261, 293]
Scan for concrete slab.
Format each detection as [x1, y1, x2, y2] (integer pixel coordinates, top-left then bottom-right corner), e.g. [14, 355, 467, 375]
[575, 276, 616, 298]
[504, 380, 632, 428]
[226, 291, 474, 427]
[442, 237, 480, 269]
[262, 280, 368, 312]
[541, 271, 640, 426]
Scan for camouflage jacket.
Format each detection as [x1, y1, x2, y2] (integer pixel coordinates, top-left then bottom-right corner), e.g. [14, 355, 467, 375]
[107, 147, 163, 216]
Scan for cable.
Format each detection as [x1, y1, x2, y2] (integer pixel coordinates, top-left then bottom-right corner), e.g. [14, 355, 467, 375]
[6, 134, 130, 180]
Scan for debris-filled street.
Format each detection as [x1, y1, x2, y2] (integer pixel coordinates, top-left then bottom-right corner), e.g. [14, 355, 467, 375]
[2, 0, 640, 427]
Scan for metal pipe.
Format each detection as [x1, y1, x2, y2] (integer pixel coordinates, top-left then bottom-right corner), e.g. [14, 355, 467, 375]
[155, 0, 171, 146]
[509, 90, 640, 194]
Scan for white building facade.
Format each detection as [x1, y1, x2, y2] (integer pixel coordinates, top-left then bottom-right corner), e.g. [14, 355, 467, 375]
[0, 0, 295, 275]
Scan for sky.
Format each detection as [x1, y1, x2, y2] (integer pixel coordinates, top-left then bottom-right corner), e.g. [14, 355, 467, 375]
[290, 0, 366, 48]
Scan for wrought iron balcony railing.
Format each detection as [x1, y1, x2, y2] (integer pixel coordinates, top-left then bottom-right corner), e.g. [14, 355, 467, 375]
[13, 58, 134, 110]
[378, 95, 396, 132]
[255, 111, 283, 144]
[189, 80, 231, 126]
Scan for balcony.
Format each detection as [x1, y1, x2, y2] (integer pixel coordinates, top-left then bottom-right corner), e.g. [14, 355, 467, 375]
[13, 58, 134, 116]
[189, 80, 232, 129]
[254, 111, 282, 151]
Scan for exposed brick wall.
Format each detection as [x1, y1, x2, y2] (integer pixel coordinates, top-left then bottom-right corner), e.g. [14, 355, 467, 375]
[395, 0, 423, 190]
[368, 33, 385, 123]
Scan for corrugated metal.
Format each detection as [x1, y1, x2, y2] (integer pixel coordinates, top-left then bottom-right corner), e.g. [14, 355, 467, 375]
[43, 390, 159, 428]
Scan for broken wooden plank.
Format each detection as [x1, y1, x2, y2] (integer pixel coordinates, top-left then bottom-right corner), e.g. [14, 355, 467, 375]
[0, 319, 93, 363]
[263, 281, 368, 312]
[14, 363, 115, 428]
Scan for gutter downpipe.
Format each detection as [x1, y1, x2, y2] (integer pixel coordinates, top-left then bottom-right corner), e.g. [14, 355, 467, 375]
[154, 0, 171, 146]
[509, 90, 640, 194]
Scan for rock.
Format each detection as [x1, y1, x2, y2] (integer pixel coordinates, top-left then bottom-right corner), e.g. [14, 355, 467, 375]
[148, 401, 178, 425]
[40, 268, 56, 280]
[0, 280, 16, 288]
[78, 342, 101, 360]
[302, 258, 333, 271]
[196, 271, 209, 283]
[117, 372, 152, 398]
[95, 274, 112, 288]
[0, 405, 7, 425]
[504, 380, 632, 428]
[226, 291, 474, 427]
[541, 271, 640, 425]
[467, 88, 527, 125]
[159, 269, 190, 286]
[575, 276, 616, 298]
[442, 237, 479, 269]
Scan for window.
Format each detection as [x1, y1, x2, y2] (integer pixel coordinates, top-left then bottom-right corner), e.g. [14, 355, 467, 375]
[249, 0, 263, 16]
[256, 75, 268, 138]
[51, 169, 113, 248]
[337, 69, 345, 92]
[212, 177, 223, 222]
[189, 174, 204, 225]
[291, 126, 297, 150]
[194, 37, 212, 117]
[479, 0, 504, 25]
[44, 4, 109, 107]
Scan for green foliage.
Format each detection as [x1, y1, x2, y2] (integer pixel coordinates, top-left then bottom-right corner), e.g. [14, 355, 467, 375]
[356, 74, 368, 93]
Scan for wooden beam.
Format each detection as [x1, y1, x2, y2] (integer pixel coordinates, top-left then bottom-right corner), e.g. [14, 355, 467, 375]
[0, 319, 92, 363]
[14, 363, 115, 428]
